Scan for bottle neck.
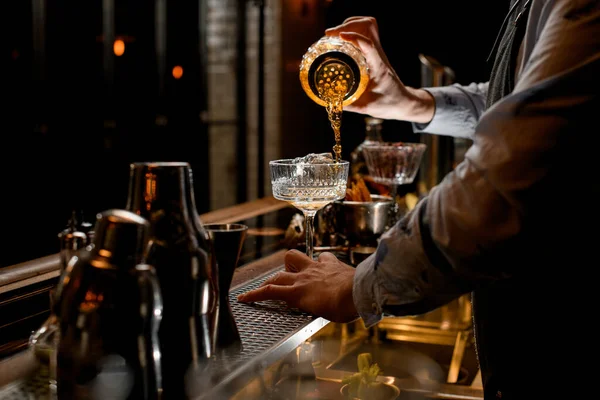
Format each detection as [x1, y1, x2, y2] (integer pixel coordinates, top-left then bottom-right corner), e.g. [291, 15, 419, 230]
[364, 122, 383, 143]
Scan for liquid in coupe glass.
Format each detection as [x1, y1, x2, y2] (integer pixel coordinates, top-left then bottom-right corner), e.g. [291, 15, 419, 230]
[270, 153, 349, 259]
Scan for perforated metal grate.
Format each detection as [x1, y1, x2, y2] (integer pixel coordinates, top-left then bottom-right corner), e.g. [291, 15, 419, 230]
[226, 267, 315, 364]
[0, 267, 318, 399]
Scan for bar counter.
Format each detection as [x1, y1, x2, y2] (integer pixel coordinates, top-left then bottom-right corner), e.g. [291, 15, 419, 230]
[0, 197, 484, 399]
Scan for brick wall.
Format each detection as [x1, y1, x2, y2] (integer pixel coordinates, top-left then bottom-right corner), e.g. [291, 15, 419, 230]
[207, 0, 281, 210]
[206, 0, 332, 211]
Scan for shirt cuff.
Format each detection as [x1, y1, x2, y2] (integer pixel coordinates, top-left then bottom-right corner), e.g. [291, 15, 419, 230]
[410, 86, 478, 139]
[411, 87, 448, 134]
[352, 251, 383, 328]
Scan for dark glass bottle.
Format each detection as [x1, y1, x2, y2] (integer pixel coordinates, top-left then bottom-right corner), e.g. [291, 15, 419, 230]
[350, 117, 384, 177]
[125, 162, 220, 398]
[350, 117, 390, 196]
[55, 209, 162, 400]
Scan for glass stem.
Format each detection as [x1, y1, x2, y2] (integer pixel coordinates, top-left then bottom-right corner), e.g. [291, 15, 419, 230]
[304, 211, 317, 260]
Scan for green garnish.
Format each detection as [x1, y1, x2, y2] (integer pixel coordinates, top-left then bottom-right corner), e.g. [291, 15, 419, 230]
[342, 352, 385, 399]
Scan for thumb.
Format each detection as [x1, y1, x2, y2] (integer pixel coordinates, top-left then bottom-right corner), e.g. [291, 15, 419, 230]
[284, 249, 313, 272]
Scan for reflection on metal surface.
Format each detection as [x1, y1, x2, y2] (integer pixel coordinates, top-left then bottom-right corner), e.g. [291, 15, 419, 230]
[143, 172, 157, 211]
[225, 319, 482, 400]
[377, 294, 474, 384]
[246, 227, 285, 237]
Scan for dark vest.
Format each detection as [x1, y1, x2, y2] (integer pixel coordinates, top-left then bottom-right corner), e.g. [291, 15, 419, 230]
[486, 0, 532, 108]
[473, 1, 533, 399]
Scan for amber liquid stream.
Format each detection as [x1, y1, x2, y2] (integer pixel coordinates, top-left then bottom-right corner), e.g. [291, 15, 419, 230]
[301, 57, 368, 163]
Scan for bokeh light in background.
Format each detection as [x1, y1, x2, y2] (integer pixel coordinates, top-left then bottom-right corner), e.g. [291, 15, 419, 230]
[113, 39, 125, 56]
[172, 65, 183, 79]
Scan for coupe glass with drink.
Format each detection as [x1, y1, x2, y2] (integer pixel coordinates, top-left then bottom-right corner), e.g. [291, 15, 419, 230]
[270, 153, 349, 259]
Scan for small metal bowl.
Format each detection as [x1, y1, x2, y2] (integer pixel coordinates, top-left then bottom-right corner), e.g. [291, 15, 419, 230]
[333, 195, 393, 246]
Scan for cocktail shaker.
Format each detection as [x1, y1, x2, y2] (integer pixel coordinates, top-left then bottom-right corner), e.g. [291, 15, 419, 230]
[54, 209, 162, 400]
[299, 35, 370, 108]
[125, 162, 222, 398]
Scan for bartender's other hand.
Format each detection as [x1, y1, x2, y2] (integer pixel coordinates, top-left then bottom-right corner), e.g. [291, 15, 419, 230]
[237, 249, 359, 323]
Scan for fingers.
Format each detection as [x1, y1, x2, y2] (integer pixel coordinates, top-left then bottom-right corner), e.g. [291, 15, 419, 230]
[259, 271, 297, 287]
[324, 16, 377, 37]
[237, 284, 294, 303]
[338, 32, 377, 60]
[343, 16, 372, 24]
[325, 16, 376, 33]
[317, 251, 339, 263]
[284, 249, 314, 272]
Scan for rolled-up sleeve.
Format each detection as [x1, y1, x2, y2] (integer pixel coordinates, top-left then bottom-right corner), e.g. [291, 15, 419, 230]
[412, 82, 488, 139]
[353, 0, 600, 327]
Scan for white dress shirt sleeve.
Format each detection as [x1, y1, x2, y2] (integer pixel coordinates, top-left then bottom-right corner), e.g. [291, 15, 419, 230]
[412, 82, 489, 139]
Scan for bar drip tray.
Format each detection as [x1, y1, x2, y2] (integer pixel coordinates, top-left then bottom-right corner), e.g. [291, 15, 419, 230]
[225, 267, 319, 366]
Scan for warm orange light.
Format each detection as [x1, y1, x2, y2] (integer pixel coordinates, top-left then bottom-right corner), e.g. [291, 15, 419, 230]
[172, 65, 183, 79]
[113, 39, 125, 56]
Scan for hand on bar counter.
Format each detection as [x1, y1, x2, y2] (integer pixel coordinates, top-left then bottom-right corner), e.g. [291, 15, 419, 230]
[237, 249, 360, 323]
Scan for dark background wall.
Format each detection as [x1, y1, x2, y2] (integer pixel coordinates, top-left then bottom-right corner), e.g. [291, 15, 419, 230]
[3, 0, 508, 267]
[5, 0, 210, 267]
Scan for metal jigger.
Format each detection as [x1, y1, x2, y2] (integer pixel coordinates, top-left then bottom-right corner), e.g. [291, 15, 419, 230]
[204, 223, 248, 356]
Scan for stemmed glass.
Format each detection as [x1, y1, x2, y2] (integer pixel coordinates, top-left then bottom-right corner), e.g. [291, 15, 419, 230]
[270, 156, 349, 259]
[361, 142, 427, 224]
